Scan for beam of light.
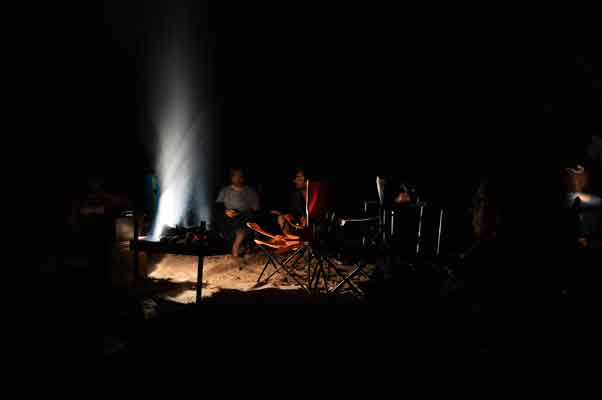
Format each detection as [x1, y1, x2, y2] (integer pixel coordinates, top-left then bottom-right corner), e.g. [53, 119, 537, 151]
[147, 9, 213, 240]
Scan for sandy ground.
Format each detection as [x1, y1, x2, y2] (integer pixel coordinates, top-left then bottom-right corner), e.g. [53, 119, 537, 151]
[104, 251, 370, 358]
[145, 251, 368, 303]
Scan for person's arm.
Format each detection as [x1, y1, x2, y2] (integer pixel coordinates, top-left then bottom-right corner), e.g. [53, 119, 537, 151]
[216, 188, 236, 218]
[216, 187, 225, 204]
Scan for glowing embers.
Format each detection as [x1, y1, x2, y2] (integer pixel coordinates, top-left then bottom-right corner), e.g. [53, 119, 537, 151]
[155, 224, 207, 245]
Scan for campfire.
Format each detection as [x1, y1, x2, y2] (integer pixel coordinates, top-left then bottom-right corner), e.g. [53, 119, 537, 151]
[157, 223, 207, 245]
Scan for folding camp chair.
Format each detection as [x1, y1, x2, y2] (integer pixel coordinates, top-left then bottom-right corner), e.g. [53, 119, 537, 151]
[332, 176, 450, 293]
[248, 179, 364, 296]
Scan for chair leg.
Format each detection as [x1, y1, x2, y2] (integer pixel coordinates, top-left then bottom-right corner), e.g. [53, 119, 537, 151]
[264, 254, 287, 282]
[309, 250, 326, 294]
[327, 259, 365, 297]
[256, 246, 275, 283]
[310, 257, 322, 292]
[257, 257, 275, 283]
[273, 248, 311, 293]
[306, 249, 312, 289]
[319, 260, 330, 293]
[279, 261, 311, 294]
[308, 256, 331, 294]
[256, 246, 289, 283]
[257, 244, 351, 295]
[359, 267, 370, 280]
[304, 249, 364, 296]
[329, 269, 364, 296]
[265, 249, 299, 282]
[283, 247, 305, 268]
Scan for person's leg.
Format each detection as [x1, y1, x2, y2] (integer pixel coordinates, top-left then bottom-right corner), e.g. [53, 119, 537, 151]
[239, 211, 257, 254]
[277, 215, 287, 231]
[277, 214, 296, 236]
[215, 212, 233, 243]
[232, 229, 245, 257]
[230, 212, 252, 257]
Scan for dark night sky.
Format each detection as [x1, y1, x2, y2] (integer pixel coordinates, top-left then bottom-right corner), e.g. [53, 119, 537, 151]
[26, 3, 602, 213]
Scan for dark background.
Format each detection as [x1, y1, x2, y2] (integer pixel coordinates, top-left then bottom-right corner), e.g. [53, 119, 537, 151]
[25, 2, 602, 218]
[19, 4, 600, 356]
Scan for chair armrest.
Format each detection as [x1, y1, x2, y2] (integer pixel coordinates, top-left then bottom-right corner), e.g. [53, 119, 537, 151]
[339, 217, 379, 226]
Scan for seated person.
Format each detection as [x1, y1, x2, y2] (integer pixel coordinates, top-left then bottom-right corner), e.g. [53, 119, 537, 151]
[375, 174, 417, 205]
[564, 164, 602, 248]
[461, 175, 577, 316]
[566, 165, 588, 196]
[471, 180, 500, 240]
[215, 168, 260, 258]
[67, 177, 130, 236]
[393, 182, 418, 204]
[565, 164, 601, 205]
[272, 169, 308, 235]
